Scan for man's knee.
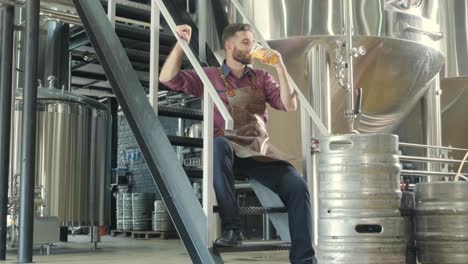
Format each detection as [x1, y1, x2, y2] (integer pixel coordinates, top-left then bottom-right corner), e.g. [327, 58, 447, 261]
[213, 137, 233, 157]
[286, 174, 309, 198]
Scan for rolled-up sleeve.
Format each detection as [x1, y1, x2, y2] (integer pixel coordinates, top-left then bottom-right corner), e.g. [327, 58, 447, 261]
[260, 71, 286, 111]
[161, 70, 203, 97]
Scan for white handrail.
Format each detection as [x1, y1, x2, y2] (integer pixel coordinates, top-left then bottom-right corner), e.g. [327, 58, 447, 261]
[153, 0, 233, 130]
[230, 0, 329, 136]
[153, 0, 230, 248]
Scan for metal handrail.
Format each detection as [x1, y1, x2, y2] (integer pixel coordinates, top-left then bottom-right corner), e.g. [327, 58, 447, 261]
[399, 142, 468, 152]
[400, 155, 467, 164]
[401, 170, 468, 178]
[153, 0, 233, 129]
[0, 0, 151, 26]
[230, 0, 329, 136]
[153, 0, 234, 249]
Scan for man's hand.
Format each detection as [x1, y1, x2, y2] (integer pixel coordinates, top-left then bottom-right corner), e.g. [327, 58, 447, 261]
[260, 48, 284, 68]
[176, 24, 192, 43]
[260, 49, 297, 111]
[160, 24, 191, 82]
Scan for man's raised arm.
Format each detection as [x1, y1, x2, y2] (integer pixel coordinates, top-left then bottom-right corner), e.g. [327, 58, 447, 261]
[159, 24, 192, 82]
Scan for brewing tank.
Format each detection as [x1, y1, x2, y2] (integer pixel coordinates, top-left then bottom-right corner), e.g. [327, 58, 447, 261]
[228, 0, 444, 135]
[10, 88, 111, 226]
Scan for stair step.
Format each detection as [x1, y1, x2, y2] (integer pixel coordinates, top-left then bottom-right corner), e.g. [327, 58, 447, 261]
[213, 206, 287, 215]
[184, 168, 202, 178]
[215, 241, 291, 253]
[168, 135, 203, 148]
[158, 105, 203, 120]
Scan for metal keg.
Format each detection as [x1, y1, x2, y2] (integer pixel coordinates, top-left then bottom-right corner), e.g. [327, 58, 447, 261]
[401, 192, 416, 264]
[122, 193, 133, 230]
[317, 133, 407, 264]
[153, 200, 171, 232]
[132, 193, 155, 231]
[415, 181, 468, 264]
[116, 193, 124, 230]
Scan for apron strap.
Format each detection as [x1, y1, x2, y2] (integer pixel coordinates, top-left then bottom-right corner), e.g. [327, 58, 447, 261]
[217, 67, 258, 97]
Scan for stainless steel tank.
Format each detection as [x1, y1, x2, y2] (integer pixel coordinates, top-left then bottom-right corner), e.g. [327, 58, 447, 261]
[10, 88, 111, 226]
[439, 0, 468, 158]
[397, 0, 468, 162]
[440, 0, 468, 80]
[415, 181, 468, 264]
[229, 0, 444, 134]
[317, 133, 407, 263]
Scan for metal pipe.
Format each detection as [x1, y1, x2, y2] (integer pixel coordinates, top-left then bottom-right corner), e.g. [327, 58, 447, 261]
[423, 74, 443, 182]
[401, 170, 468, 178]
[0, 5, 15, 261]
[17, 0, 39, 263]
[343, 0, 356, 131]
[399, 155, 466, 164]
[13, 6, 25, 91]
[67, 51, 72, 92]
[399, 142, 468, 152]
[234, 182, 251, 190]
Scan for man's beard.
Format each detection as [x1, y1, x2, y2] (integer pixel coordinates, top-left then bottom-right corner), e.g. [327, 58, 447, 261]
[233, 47, 252, 65]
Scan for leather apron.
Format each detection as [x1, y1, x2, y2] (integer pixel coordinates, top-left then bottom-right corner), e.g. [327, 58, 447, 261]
[217, 68, 294, 162]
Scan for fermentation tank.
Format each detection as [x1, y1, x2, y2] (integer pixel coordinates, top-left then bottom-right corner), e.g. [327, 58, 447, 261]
[395, 0, 468, 163]
[10, 88, 111, 226]
[229, 0, 444, 136]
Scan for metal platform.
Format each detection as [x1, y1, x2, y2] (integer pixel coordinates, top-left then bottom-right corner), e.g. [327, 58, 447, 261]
[214, 241, 291, 253]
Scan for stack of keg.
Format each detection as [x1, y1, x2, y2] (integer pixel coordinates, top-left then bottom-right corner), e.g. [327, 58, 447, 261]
[132, 193, 156, 230]
[122, 193, 133, 230]
[153, 200, 172, 232]
[116, 193, 124, 230]
[316, 134, 408, 263]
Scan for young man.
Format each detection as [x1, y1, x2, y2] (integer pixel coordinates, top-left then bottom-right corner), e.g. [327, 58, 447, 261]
[160, 23, 314, 264]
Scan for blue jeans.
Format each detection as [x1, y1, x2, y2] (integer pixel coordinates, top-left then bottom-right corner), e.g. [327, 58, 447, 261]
[213, 137, 314, 264]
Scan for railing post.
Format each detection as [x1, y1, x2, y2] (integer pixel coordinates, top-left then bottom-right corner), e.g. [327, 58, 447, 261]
[107, 0, 116, 28]
[300, 106, 318, 249]
[149, 0, 160, 112]
[198, 0, 207, 62]
[202, 93, 214, 247]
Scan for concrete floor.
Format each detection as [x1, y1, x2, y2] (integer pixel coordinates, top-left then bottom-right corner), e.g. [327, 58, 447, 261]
[3, 235, 290, 264]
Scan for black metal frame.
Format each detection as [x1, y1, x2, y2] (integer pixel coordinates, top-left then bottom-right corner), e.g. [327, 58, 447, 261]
[0, 5, 15, 260]
[18, 0, 40, 263]
[72, 1, 222, 263]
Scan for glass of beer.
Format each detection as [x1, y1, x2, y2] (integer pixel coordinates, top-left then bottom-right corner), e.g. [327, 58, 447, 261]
[249, 42, 278, 65]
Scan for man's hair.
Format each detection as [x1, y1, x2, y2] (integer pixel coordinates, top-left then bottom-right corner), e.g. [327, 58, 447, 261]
[221, 23, 252, 48]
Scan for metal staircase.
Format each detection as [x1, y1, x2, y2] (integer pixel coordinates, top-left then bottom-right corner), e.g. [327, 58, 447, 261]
[71, 0, 326, 262]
